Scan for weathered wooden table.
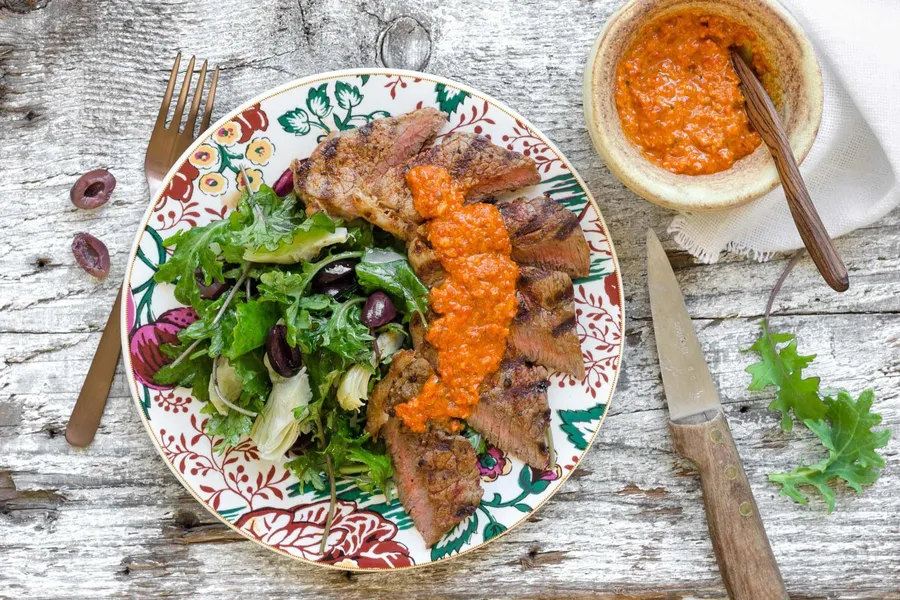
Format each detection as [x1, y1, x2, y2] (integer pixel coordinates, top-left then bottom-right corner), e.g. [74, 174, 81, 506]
[1, 1, 898, 598]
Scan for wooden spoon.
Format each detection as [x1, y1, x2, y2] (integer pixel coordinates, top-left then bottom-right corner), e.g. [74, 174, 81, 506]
[731, 49, 849, 292]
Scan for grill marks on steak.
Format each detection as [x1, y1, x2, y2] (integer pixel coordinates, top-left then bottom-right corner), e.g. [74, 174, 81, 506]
[411, 133, 541, 203]
[293, 108, 447, 239]
[498, 196, 592, 279]
[509, 266, 586, 379]
[468, 353, 552, 470]
[367, 351, 483, 548]
[295, 115, 540, 240]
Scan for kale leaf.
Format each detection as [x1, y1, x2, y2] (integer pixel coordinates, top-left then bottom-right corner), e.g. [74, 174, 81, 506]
[355, 249, 429, 322]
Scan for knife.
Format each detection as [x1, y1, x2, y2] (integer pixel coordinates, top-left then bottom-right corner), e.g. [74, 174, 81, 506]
[646, 229, 788, 600]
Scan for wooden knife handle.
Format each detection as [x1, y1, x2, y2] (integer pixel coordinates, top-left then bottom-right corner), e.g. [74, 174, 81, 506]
[671, 410, 788, 600]
[66, 289, 123, 448]
[731, 51, 848, 293]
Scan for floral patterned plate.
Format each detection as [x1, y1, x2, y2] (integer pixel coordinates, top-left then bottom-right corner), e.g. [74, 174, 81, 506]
[122, 69, 625, 570]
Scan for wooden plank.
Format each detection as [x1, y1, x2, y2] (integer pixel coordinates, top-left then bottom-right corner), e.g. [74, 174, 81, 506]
[1, 0, 898, 597]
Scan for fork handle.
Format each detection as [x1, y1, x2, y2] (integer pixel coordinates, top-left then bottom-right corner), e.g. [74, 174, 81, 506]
[66, 289, 123, 448]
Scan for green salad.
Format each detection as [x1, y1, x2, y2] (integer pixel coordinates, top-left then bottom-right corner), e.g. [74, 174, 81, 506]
[152, 176, 430, 508]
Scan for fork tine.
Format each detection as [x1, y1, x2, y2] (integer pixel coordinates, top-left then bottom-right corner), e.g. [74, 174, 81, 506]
[200, 66, 220, 133]
[183, 60, 208, 138]
[154, 53, 182, 130]
[170, 55, 196, 132]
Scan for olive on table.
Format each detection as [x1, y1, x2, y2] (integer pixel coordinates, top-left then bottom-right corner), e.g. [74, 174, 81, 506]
[194, 268, 228, 300]
[362, 291, 396, 328]
[311, 258, 358, 292]
[70, 169, 116, 209]
[266, 324, 303, 378]
[71, 232, 110, 278]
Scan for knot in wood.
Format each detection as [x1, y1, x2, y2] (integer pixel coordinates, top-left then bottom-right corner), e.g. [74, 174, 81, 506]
[377, 16, 431, 71]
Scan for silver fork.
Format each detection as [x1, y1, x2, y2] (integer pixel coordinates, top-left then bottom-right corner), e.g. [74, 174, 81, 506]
[66, 54, 220, 448]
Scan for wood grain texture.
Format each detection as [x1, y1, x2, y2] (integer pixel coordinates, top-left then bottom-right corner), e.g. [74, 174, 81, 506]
[0, 1, 898, 598]
[732, 50, 849, 293]
[671, 410, 787, 600]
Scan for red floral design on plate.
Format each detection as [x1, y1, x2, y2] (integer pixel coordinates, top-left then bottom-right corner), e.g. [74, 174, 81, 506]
[563, 282, 622, 397]
[154, 389, 192, 413]
[235, 103, 269, 143]
[438, 100, 495, 140]
[160, 413, 291, 511]
[236, 500, 414, 568]
[502, 119, 565, 173]
[130, 307, 199, 389]
[384, 74, 420, 99]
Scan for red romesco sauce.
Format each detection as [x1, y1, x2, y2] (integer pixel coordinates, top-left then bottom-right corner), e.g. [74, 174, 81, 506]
[614, 12, 776, 176]
[394, 165, 519, 432]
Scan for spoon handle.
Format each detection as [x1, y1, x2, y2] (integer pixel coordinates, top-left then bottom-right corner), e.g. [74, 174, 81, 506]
[731, 50, 849, 292]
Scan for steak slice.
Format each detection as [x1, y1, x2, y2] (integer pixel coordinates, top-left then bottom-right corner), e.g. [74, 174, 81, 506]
[293, 108, 447, 239]
[411, 133, 541, 203]
[468, 353, 552, 470]
[367, 350, 483, 548]
[509, 266, 585, 378]
[498, 196, 591, 279]
[406, 232, 447, 289]
[353, 132, 541, 239]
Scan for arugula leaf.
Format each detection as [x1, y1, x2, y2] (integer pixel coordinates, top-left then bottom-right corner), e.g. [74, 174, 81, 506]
[154, 348, 213, 402]
[227, 300, 280, 359]
[153, 219, 232, 308]
[303, 348, 344, 403]
[320, 298, 374, 365]
[228, 185, 304, 252]
[204, 408, 253, 452]
[769, 390, 891, 512]
[230, 350, 272, 412]
[745, 321, 827, 430]
[355, 249, 429, 322]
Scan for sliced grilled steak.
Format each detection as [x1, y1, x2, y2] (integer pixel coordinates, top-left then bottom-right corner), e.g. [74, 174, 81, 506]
[468, 353, 552, 470]
[411, 133, 541, 203]
[408, 312, 439, 370]
[498, 196, 591, 279]
[509, 266, 585, 378]
[367, 350, 483, 548]
[293, 108, 447, 239]
[406, 232, 447, 288]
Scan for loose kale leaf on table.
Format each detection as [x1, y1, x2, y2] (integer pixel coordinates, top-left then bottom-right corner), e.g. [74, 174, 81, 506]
[769, 390, 891, 512]
[745, 323, 828, 430]
[745, 320, 892, 510]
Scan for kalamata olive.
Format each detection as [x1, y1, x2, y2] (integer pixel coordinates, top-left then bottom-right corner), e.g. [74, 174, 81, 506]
[71, 232, 110, 278]
[311, 258, 358, 292]
[195, 268, 228, 300]
[70, 169, 116, 209]
[362, 291, 396, 328]
[272, 167, 294, 197]
[266, 324, 303, 378]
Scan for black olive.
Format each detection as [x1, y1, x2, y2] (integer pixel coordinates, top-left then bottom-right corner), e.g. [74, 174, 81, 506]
[272, 167, 294, 197]
[71, 169, 116, 209]
[266, 324, 303, 378]
[311, 258, 358, 292]
[71, 232, 110, 278]
[195, 268, 228, 300]
[362, 291, 397, 328]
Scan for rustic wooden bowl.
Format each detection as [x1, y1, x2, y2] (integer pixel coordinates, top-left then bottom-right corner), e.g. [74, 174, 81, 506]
[583, 0, 824, 212]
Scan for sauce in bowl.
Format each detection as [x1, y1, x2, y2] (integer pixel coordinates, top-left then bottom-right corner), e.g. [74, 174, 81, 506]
[394, 165, 519, 432]
[615, 12, 777, 176]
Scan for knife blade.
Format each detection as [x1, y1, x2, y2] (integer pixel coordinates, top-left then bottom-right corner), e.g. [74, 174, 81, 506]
[646, 228, 721, 423]
[646, 229, 788, 600]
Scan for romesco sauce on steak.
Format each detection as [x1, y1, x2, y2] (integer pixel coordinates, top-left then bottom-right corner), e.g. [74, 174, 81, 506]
[614, 12, 777, 176]
[394, 165, 519, 432]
